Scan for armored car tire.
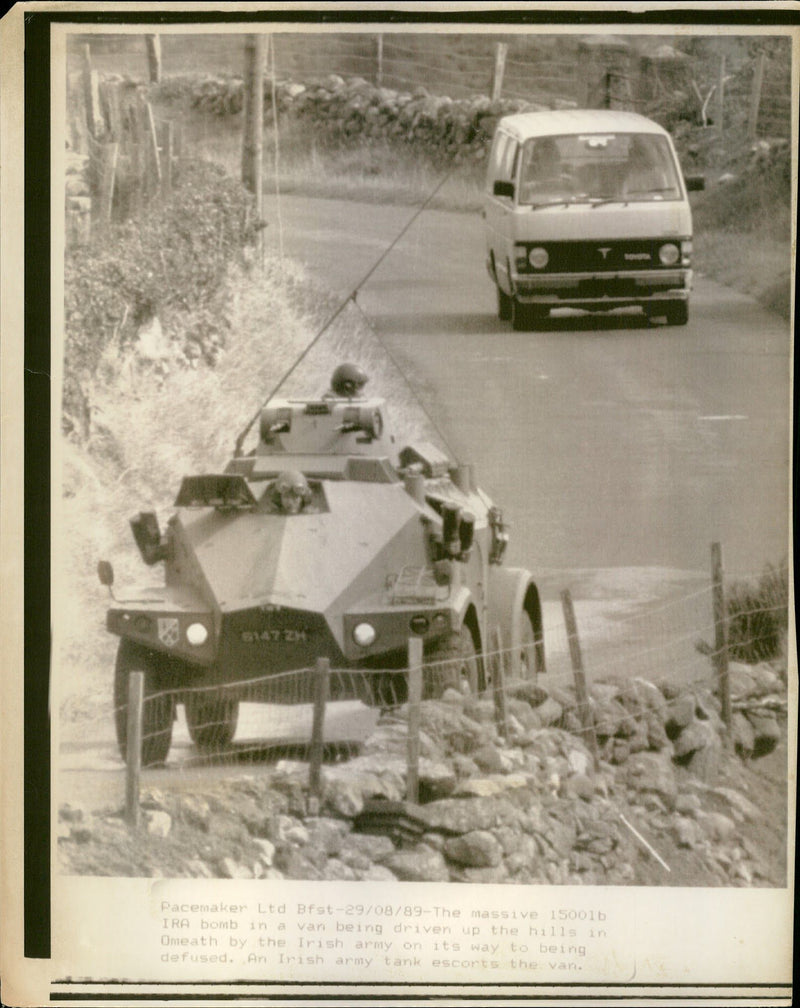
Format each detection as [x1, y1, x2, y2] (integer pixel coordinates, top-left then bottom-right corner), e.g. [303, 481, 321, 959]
[424, 624, 482, 698]
[113, 639, 175, 767]
[184, 692, 239, 752]
[664, 301, 689, 326]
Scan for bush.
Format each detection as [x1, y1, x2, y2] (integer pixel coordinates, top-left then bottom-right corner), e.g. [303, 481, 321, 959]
[726, 561, 789, 663]
[63, 161, 256, 435]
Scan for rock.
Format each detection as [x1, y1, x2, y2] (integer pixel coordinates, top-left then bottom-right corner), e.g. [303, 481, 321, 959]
[275, 847, 323, 880]
[70, 825, 93, 844]
[440, 687, 465, 707]
[745, 711, 780, 754]
[673, 815, 702, 848]
[252, 838, 276, 866]
[284, 823, 310, 846]
[625, 750, 677, 806]
[186, 859, 214, 878]
[712, 787, 760, 823]
[424, 795, 523, 834]
[675, 792, 702, 816]
[645, 711, 669, 750]
[566, 748, 591, 777]
[444, 830, 503, 868]
[673, 720, 714, 758]
[628, 723, 649, 753]
[686, 727, 722, 783]
[208, 813, 247, 843]
[593, 698, 628, 739]
[463, 698, 496, 724]
[358, 865, 397, 881]
[472, 744, 506, 774]
[218, 857, 253, 879]
[453, 773, 530, 798]
[385, 844, 450, 882]
[342, 832, 396, 864]
[177, 795, 211, 831]
[610, 740, 630, 765]
[633, 677, 668, 718]
[749, 663, 782, 695]
[536, 697, 563, 727]
[665, 694, 695, 735]
[731, 711, 755, 755]
[145, 810, 172, 838]
[451, 753, 480, 778]
[510, 682, 549, 707]
[456, 864, 509, 884]
[322, 858, 358, 881]
[699, 811, 736, 843]
[565, 774, 594, 801]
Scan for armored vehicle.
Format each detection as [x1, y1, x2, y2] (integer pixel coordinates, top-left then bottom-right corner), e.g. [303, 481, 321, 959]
[101, 365, 545, 765]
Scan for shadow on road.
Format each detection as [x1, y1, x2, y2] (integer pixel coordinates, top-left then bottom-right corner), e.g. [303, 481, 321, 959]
[373, 308, 670, 337]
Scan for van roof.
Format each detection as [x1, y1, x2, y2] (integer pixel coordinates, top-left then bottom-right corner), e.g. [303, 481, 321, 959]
[496, 109, 669, 142]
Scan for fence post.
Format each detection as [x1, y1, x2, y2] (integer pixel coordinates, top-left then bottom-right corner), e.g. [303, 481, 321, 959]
[493, 625, 508, 739]
[242, 34, 265, 200]
[406, 637, 423, 804]
[716, 54, 726, 135]
[375, 34, 383, 88]
[560, 589, 599, 768]
[145, 34, 162, 84]
[125, 671, 144, 828]
[308, 657, 330, 803]
[711, 542, 732, 730]
[95, 141, 118, 224]
[748, 52, 766, 140]
[82, 43, 103, 138]
[491, 42, 507, 102]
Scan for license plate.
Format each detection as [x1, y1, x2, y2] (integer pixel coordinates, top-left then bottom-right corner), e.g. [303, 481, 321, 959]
[240, 629, 309, 644]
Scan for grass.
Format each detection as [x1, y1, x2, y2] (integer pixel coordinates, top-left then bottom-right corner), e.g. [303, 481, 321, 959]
[726, 561, 789, 664]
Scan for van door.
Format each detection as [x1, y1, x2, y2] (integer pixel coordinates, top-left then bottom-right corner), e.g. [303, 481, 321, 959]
[484, 132, 519, 296]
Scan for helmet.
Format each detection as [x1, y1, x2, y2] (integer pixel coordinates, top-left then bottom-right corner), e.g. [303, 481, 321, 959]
[271, 470, 312, 514]
[330, 363, 368, 398]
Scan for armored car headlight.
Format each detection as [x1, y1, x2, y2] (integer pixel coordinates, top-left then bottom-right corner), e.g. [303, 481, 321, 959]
[528, 247, 549, 269]
[658, 242, 680, 266]
[353, 622, 377, 647]
[186, 622, 209, 646]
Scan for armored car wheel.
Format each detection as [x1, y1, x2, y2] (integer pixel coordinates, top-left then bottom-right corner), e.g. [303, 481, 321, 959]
[510, 297, 530, 331]
[424, 624, 482, 698]
[664, 301, 689, 326]
[113, 639, 175, 767]
[184, 692, 239, 752]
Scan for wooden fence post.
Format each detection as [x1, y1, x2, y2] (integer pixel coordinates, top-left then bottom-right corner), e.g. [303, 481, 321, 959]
[242, 34, 265, 201]
[711, 542, 732, 730]
[82, 44, 104, 138]
[491, 42, 508, 102]
[748, 52, 766, 140]
[96, 142, 118, 224]
[308, 657, 330, 801]
[375, 34, 384, 88]
[145, 34, 162, 84]
[560, 589, 599, 768]
[125, 671, 144, 828]
[716, 54, 726, 135]
[406, 637, 423, 804]
[493, 624, 508, 739]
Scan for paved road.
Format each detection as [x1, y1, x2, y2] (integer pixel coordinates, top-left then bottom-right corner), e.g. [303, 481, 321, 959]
[263, 193, 791, 583]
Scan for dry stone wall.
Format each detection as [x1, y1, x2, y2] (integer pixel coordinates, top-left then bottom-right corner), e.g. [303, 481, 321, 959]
[58, 663, 787, 886]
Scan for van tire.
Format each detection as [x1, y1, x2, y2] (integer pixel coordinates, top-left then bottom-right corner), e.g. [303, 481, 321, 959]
[497, 285, 512, 321]
[664, 301, 689, 326]
[511, 297, 531, 331]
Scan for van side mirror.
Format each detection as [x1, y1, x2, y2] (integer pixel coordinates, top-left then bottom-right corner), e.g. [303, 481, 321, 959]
[493, 180, 515, 199]
[97, 560, 114, 587]
[684, 174, 705, 192]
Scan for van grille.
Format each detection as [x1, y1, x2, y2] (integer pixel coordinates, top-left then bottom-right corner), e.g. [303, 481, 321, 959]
[519, 240, 681, 273]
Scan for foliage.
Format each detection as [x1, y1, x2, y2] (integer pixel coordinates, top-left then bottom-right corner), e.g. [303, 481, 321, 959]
[726, 561, 789, 663]
[63, 161, 256, 434]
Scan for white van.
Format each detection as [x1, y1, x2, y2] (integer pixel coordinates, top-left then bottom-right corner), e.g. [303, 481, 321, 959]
[484, 110, 702, 330]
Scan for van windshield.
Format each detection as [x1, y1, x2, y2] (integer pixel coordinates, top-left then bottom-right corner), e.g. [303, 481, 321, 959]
[517, 132, 682, 206]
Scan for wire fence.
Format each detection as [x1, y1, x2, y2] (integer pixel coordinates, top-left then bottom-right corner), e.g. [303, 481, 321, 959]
[94, 552, 790, 827]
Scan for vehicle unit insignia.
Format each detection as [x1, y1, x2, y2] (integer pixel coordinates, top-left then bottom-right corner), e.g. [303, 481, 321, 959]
[158, 617, 180, 646]
[597, 247, 612, 259]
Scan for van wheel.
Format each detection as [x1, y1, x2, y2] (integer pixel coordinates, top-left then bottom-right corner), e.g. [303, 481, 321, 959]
[113, 640, 175, 767]
[664, 301, 689, 326]
[184, 692, 239, 752]
[497, 285, 512, 320]
[511, 297, 531, 331]
[424, 624, 482, 697]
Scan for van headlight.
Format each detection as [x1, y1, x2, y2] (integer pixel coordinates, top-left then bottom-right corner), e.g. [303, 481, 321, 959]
[658, 243, 680, 266]
[353, 623, 377, 647]
[528, 247, 549, 269]
[681, 240, 692, 267]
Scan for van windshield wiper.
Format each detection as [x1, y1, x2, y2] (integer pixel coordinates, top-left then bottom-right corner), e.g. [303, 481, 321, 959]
[589, 197, 629, 208]
[527, 195, 588, 211]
